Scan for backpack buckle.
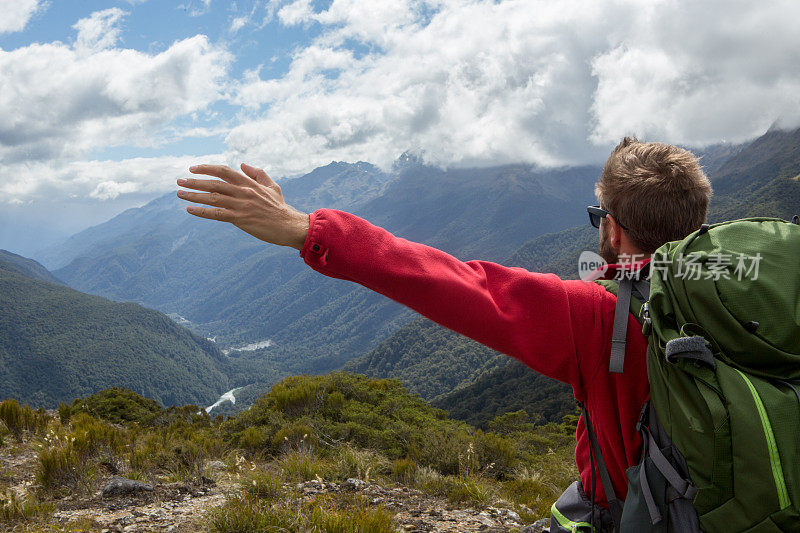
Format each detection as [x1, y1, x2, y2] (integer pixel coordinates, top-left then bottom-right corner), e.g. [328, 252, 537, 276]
[641, 302, 651, 323]
[641, 302, 652, 335]
[636, 402, 650, 433]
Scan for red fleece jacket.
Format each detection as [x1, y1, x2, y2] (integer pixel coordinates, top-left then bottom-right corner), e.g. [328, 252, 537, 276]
[298, 208, 650, 507]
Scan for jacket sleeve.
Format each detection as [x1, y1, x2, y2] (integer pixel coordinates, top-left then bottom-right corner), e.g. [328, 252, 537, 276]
[299, 208, 606, 395]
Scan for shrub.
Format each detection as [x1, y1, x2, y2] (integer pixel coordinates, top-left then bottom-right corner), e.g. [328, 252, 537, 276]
[272, 422, 317, 454]
[0, 400, 23, 441]
[391, 457, 418, 484]
[242, 468, 284, 501]
[72, 388, 162, 425]
[205, 493, 395, 533]
[238, 426, 270, 454]
[473, 430, 517, 478]
[0, 400, 49, 441]
[130, 425, 225, 480]
[0, 490, 54, 524]
[58, 403, 72, 425]
[277, 449, 334, 482]
[205, 496, 299, 532]
[306, 500, 395, 533]
[334, 445, 390, 482]
[488, 410, 538, 435]
[446, 476, 498, 506]
[70, 413, 127, 456]
[36, 437, 89, 494]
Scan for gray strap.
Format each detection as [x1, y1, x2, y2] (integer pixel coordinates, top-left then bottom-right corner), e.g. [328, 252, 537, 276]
[639, 431, 663, 524]
[647, 404, 703, 532]
[665, 336, 715, 369]
[632, 279, 650, 302]
[580, 403, 623, 530]
[645, 429, 698, 500]
[609, 278, 632, 373]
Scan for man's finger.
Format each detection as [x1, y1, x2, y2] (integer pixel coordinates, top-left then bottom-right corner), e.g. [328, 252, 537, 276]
[241, 163, 278, 188]
[185, 205, 236, 222]
[177, 190, 238, 208]
[189, 164, 254, 187]
[177, 178, 243, 196]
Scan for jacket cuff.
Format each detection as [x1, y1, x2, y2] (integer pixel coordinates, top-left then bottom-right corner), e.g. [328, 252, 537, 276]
[299, 209, 329, 267]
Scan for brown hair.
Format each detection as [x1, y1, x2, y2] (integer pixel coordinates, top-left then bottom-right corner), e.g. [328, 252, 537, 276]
[595, 137, 713, 253]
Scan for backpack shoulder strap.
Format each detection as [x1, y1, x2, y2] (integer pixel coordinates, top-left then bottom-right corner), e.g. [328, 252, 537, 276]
[595, 278, 649, 373]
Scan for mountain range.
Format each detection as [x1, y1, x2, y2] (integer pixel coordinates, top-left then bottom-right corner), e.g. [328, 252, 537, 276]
[11, 126, 800, 419]
[38, 158, 600, 378]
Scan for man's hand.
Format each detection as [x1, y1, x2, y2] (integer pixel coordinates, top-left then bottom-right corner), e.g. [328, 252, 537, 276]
[177, 163, 310, 250]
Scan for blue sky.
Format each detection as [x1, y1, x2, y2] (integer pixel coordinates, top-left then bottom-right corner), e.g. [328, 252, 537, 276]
[1, 0, 799, 256]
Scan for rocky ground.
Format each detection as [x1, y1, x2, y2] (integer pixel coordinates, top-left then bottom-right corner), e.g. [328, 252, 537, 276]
[2, 442, 550, 532]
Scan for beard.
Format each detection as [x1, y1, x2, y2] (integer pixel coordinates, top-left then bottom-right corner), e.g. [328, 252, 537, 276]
[598, 225, 619, 264]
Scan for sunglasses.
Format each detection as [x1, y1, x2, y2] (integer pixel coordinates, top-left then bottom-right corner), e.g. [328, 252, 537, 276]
[587, 205, 628, 230]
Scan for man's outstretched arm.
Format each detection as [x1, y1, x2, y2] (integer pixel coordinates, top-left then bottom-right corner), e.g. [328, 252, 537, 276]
[178, 163, 604, 390]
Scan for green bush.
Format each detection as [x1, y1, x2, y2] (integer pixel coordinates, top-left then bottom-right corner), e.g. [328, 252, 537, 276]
[130, 425, 224, 480]
[416, 473, 498, 507]
[205, 494, 395, 533]
[0, 400, 48, 441]
[272, 421, 317, 454]
[205, 496, 299, 532]
[70, 413, 127, 455]
[306, 500, 395, 533]
[0, 400, 23, 441]
[72, 388, 162, 425]
[58, 403, 72, 426]
[238, 426, 270, 454]
[277, 449, 334, 482]
[36, 438, 88, 493]
[242, 468, 284, 501]
[391, 457, 418, 484]
[0, 490, 54, 524]
[334, 445, 390, 482]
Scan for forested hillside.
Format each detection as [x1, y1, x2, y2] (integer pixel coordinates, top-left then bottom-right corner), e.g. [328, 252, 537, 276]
[432, 360, 576, 428]
[0, 254, 229, 407]
[344, 318, 507, 401]
[0, 250, 63, 285]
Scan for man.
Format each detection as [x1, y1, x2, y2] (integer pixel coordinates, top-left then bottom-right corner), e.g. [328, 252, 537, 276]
[176, 137, 713, 522]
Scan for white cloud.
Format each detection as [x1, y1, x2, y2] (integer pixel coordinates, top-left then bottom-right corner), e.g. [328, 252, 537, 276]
[0, 153, 227, 205]
[589, 0, 800, 146]
[277, 0, 313, 26]
[0, 9, 232, 204]
[227, 0, 800, 177]
[0, 0, 45, 34]
[3, 0, 800, 210]
[229, 0, 286, 32]
[90, 180, 140, 200]
[230, 15, 249, 33]
[73, 8, 127, 53]
[0, 29, 231, 164]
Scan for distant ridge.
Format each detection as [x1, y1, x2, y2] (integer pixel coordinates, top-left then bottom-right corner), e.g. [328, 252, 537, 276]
[0, 249, 64, 285]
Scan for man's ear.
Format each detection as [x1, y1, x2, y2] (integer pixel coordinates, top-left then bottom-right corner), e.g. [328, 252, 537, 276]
[606, 215, 622, 248]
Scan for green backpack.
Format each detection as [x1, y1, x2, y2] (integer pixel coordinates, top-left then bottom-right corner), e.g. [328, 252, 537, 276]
[552, 217, 800, 533]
